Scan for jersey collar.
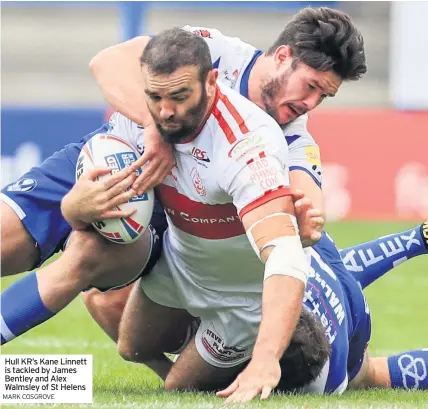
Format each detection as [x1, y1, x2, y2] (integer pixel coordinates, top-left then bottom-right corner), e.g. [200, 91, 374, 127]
[240, 49, 263, 100]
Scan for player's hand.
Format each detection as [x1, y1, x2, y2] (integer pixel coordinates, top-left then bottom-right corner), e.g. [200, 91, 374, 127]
[61, 166, 137, 230]
[131, 125, 174, 196]
[292, 189, 324, 247]
[217, 354, 281, 404]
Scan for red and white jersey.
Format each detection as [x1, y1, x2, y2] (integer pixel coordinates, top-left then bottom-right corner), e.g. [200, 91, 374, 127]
[107, 83, 291, 292]
[182, 26, 323, 188]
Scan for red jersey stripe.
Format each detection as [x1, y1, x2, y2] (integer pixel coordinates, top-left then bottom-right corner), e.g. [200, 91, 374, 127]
[239, 187, 292, 219]
[218, 89, 250, 134]
[212, 105, 237, 144]
[156, 184, 245, 239]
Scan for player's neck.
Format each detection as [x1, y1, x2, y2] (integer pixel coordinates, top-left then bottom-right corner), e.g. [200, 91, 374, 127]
[247, 53, 267, 110]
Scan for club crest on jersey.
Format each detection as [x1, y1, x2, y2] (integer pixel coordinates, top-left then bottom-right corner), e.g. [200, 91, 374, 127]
[201, 324, 248, 362]
[190, 147, 210, 163]
[6, 178, 37, 192]
[191, 168, 207, 197]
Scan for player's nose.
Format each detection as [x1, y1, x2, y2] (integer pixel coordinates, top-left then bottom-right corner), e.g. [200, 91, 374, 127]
[159, 102, 175, 120]
[303, 93, 321, 111]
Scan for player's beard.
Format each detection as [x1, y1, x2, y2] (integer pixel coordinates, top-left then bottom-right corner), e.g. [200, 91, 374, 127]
[260, 67, 293, 129]
[155, 87, 209, 144]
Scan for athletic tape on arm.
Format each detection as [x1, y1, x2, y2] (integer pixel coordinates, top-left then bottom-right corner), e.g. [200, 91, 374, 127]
[246, 213, 310, 284]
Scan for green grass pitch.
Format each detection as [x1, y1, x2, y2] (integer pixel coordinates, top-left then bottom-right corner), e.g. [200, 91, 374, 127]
[1, 221, 427, 408]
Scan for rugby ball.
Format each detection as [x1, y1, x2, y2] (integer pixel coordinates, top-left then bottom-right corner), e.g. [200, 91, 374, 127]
[76, 134, 154, 244]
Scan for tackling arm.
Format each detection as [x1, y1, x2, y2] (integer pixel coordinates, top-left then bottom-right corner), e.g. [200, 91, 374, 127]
[290, 169, 325, 219]
[89, 36, 153, 126]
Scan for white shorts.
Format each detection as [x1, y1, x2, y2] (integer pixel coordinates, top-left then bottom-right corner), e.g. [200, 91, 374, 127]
[140, 251, 263, 368]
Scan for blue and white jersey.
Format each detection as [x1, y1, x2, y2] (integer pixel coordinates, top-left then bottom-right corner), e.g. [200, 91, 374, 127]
[301, 233, 371, 394]
[181, 26, 323, 188]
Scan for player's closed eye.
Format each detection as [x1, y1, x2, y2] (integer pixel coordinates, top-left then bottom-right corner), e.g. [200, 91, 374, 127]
[173, 95, 188, 102]
[149, 95, 162, 102]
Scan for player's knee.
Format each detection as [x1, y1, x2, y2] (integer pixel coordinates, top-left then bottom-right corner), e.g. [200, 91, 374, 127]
[1, 202, 39, 274]
[117, 339, 153, 363]
[67, 230, 149, 286]
[65, 230, 113, 279]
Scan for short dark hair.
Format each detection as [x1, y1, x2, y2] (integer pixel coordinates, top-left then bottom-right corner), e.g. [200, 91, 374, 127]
[276, 307, 331, 391]
[140, 28, 212, 82]
[267, 7, 367, 81]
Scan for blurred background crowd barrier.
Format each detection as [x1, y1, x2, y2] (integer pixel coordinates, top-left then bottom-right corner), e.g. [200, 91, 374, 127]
[2, 1, 427, 220]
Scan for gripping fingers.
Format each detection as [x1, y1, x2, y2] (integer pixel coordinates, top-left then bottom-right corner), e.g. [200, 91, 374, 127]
[295, 197, 313, 211]
[106, 172, 137, 200]
[99, 207, 136, 220]
[81, 166, 111, 181]
[102, 167, 134, 189]
[137, 163, 170, 195]
[108, 190, 137, 209]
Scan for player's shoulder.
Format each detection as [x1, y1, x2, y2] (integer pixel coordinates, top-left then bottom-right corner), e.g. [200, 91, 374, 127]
[107, 112, 143, 151]
[213, 84, 283, 142]
[209, 85, 287, 167]
[282, 114, 317, 147]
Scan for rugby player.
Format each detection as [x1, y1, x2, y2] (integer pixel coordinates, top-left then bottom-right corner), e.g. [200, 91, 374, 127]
[1, 7, 363, 343]
[70, 27, 314, 402]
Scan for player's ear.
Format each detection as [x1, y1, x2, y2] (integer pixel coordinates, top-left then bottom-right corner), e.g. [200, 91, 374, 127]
[209, 68, 218, 85]
[274, 45, 293, 67]
[206, 69, 218, 96]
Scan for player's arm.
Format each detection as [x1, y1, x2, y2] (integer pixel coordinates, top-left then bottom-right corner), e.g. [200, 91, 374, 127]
[286, 116, 325, 231]
[90, 36, 151, 126]
[90, 36, 173, 193]
[219, 196, 308, 403]
[290, 172, 324, 246]
[243, 197, 307, 356]
[290, 169, 324, 216]
[216, 119, 311, 402]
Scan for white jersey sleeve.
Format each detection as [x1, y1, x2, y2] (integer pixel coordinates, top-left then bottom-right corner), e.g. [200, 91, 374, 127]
[181, 25, 257, 84]
[106, 111, 144, 154]
[283, 114, 323, 188]
[218, 118, 291, 218]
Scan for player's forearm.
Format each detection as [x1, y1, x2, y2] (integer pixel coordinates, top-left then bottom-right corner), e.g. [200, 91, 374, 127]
[89, 36, 154, 126]
[289, 169, 325, 218]
[253, 275, 304, 360]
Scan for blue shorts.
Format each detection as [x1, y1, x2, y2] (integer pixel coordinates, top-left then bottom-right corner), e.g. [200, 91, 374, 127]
[1, 124, 167, 269]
